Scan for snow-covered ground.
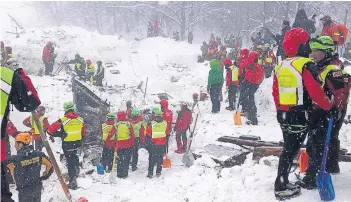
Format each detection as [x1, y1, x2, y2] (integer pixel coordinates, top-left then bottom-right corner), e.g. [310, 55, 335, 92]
[6, 26, 351, 202]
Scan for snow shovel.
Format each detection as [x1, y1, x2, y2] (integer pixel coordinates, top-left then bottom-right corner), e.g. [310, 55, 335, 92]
[31, 112, 72, 202]
[234, 92, 242, 125]
[316, 117, 335, 201]
[182, 113, 199, 167]
[109, 130, 118, 184]
[142, 77, 148, 106]
[163, 135, 171, 168]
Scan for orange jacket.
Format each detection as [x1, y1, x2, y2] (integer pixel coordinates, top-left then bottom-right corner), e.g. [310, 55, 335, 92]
[322, 23, 340, 42]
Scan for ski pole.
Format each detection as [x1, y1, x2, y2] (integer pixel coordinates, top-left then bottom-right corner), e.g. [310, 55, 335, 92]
[31, 112, 72, 202]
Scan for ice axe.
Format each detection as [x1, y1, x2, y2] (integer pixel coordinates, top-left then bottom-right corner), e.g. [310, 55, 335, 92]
[234, 91, 242, 125]
[31, 112, 72, 202]
[182, 113, 199, 167]
[316, 117, 335, 201]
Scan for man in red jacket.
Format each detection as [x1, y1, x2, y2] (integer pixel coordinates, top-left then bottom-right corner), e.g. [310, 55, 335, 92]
[114, 111, 134, 179]
[42, 41, 56, 75]
[1, 66, 41, 202]
[160, 99, 173, 152]
[48, 101, 86, 189]
[145, 108, 170, 178]
[23, 105, 51, 151]
[174, 102, 192, 154]
[238, 51, 264, 125]
[238, 49, 250, 113]
[272, 28, 334, 200]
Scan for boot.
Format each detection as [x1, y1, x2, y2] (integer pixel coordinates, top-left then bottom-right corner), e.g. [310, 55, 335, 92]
[68, 177, 78, 190]
[225, 106, 235, 111]
[295, 174, 317, 190]
[147, 173, 153, 179]
[174, 141, 184, 154]
[274, 183, 301, 201]
[156, 172, 161, 178]
[326, 140, 340, 174]
[182, 141, 187, 154]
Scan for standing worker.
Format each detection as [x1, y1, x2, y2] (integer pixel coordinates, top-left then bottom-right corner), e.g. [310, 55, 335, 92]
[129, 108, 145, 171]
[299, 36, 351, 189]
[48, 101, 86, 189]
[160, 99, 173, 153]
[272, 28, 334, 200]
[23, 105, 51, 151]
[101, 113, 117, 172]
[174, 102, 192, 154]
[85, 59, 96, 83]
[207, 59, 224, 113]
[144, 108, 170, 178]
[42, 41, 56, 75]
[112, 111, 134, 179]
[4, 133, 53, 202]
[1, 65, 41, 202]
[68, 54, 86, 78]
[94, 61, 105, 87]
[224, 58, 239, 111]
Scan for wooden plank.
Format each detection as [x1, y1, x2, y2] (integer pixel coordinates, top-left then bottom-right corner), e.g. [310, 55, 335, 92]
[217, 136, 281, 147]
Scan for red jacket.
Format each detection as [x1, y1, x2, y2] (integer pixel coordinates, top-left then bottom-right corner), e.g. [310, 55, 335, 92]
[23, 114, 50, 140]
[272, 65, 333, 112]
[160, 100, 173, 135]
[175, 106, 192, 132]
[113, 112, 135, 149]
[322, 23, 340, 42]
[6, 121, 18, 138]
[226, 66, 239, 87]
[145, 119, 171, 146]
[242, 52, 264, 85]
[48, 112, 87, 137]
[42, 42, 53, 63]
[102, 120, 118, 149]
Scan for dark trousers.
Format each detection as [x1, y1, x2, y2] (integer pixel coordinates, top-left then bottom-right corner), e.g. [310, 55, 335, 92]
[6, 140, 11, 157]
[306, 109, 346, 176]
[210, 84, 222, 113]
[148, 145, 165, 175]
[228, 84, 238, 108]
[275, 110, 308, 190]
[176, 130, 187, 145]
[1, 163, 14, 202]
[18, 185, 42, 202]
[44, 62, 53, 75]
[101, 148, 114, 172]
[131, 137, 140, 169]
[240, 82, 259, 123]
[264, 65, 274, 78]
[117, 147, 132, 178]
[63, 149, 80, 182]
[32, 139, 43, 151]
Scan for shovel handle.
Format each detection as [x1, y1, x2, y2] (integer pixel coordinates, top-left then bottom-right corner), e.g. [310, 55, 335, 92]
[31, 112, 72, 202]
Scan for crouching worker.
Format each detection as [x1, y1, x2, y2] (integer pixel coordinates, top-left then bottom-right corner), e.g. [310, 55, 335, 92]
[5, 133, 53, 202]
[101, 113, 117, 172]
[144, 108, 170, 178]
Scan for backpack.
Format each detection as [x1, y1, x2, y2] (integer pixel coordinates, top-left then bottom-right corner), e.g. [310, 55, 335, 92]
[337, 24, 348, 46]
[326, 71, 351, 111]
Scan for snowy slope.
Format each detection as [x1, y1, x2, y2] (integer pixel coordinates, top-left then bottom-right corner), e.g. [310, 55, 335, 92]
[6, 27, 351, 202]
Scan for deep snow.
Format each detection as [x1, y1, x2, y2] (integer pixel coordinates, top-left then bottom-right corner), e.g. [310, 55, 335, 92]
[6, 26, 351, 202]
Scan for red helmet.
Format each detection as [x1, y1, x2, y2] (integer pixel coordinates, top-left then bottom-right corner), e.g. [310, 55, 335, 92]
[239, 49, 250, 59]
[223, 59, 232, 66]
[160, 99, 168, 109]
[117, 111, 127, 121]
[283, 28, 309, 58]
[86, 59, 92, 65]
[77, 197, 88, 202]
[193, 93, 199, 98]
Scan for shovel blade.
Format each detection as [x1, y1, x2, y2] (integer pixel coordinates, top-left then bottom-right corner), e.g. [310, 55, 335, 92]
[163, 157, 171, 168]
[316, 172, 335, 201]
[234, 112, 242, 125]
[182, 150, 195, 167]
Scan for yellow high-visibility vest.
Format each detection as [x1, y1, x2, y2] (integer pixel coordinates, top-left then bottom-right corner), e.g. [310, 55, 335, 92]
[151, 121, 167, 139]
[101, 123, 117, 141]
[61, 116, 84, 142]
[0, 67, 13, 125]
[30, 115, 46, 135]
[117, 122, 131, 141]
[274, 57, 313, 106]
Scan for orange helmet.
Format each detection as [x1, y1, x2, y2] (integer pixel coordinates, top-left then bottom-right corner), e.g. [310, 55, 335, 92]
[15, 133, 32, 144]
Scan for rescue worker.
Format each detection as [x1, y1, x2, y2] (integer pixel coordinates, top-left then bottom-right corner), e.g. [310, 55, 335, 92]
[126, 100, 133, 119]
[68, 54, 86, 78]
[224, 59, 239, 111]
[94, 60, 105, 87]
[207, 59, 224, 113]
[160, 99, 173, 153]
[48, 101, 86, 189]
[113, 111, 134, 179]
[23, 105, 51, 151]
[238, 49, 250, 114]
[174, 102, 192, 154]
[4, 133, 53, 202]
[85, 59, 96, 83]
[257, 44, 276, 78]
[42, 41, 56, 75]
[272, 28, 335, 200]
[239, 51, 264, 125]
[129, 108, 145, 171]
[144, 108, 170, 178]
[1, 65, 41, 202]
[299, 36, 351, 189]
[320, 15, 341, 44]
[101, 113, 117, 172]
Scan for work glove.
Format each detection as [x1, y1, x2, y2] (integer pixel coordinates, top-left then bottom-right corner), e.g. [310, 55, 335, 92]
[328, 107, 341, 120]
[49, 136, 55, 143]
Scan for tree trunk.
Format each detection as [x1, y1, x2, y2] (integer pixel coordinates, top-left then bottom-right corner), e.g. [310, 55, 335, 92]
[180, 2, 186, 41]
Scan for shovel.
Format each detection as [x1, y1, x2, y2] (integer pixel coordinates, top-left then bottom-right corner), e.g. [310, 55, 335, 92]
[182, 114, 199, 167]
[234, 92, 242, 125]
[316, 117, 335, 201]
[163, 133, 171, 168]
